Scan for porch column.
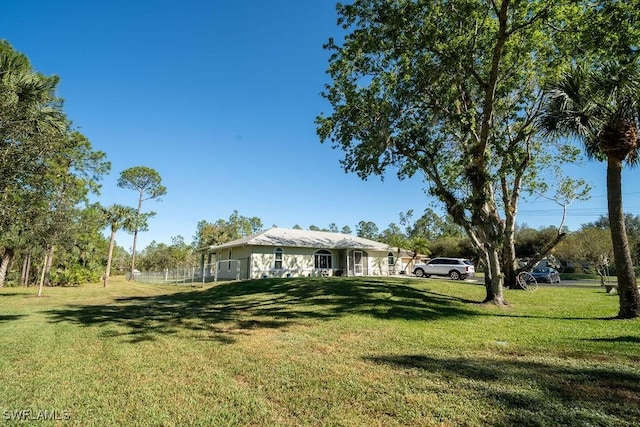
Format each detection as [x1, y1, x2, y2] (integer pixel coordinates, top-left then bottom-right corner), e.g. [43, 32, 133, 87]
[200, 252, 205, 278]
[345, 252, 349, 277]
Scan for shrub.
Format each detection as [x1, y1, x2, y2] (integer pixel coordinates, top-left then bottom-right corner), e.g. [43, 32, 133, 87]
[50, 266, 101, 286]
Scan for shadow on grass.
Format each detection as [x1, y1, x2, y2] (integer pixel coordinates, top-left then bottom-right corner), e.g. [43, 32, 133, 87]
[367, 353, 640, 426]
[587, 335, 640, 344]
[46, 277, 477, 344]
[0, 293, 26, 297]
[0, 314, 24, 323]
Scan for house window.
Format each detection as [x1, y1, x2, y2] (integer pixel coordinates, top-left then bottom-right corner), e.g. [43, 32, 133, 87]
[388, 252, 394, 266]
[227, 249, 232, 271]
[314, 250, 332, 269]
[274, 247, 283, 269]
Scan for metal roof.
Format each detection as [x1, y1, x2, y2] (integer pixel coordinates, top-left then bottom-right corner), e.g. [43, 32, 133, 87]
[202, 227, 394, 252]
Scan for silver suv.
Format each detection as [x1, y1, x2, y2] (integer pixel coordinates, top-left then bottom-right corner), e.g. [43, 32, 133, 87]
[413, 257, 475, 280]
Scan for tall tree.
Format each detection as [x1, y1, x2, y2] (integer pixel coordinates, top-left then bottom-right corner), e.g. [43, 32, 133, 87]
[37, 131, 109, 294]
[317, 1, 621, 304]
[585, 214, 640, 263]
[137, 235, 196, 272]
[379, 222, 408, 271]
[515, 226, 562, 260]
[101, 204, 137, 287]
[48, 204, 110, 286]
[540, 61, 640, 318]
[554, 227, 614, 286]
[117, 166, 166, 279]
[356, 220, 379, 240]
[0, 43, 111, 290]
[227, 210, 263, 237]
[193, 211, 263, 248]
[0, 41, 66, 260]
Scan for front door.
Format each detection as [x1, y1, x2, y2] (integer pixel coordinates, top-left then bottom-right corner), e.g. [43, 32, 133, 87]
[353, 251, 364, 276]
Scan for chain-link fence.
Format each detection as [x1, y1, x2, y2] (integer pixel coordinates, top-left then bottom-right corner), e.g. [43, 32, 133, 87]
[133, 261, 247, 285]
[133, 264, 216, 285]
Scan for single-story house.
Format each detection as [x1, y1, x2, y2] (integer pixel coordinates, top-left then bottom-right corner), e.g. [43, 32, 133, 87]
[198, 227, 406, 280]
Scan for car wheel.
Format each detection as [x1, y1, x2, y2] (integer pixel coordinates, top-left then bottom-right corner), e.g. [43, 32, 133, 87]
[414, 268, 425, 278]
[449, 270, 461, 280]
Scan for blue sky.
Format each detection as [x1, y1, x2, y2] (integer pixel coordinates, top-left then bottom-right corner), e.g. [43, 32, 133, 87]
[3, 1, 638, 251]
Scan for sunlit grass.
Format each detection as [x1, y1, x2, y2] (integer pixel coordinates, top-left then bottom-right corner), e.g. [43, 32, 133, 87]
[0, 276, 637, 426]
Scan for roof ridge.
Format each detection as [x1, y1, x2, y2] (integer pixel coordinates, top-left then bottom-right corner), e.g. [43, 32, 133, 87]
[201, 227, 394, 252]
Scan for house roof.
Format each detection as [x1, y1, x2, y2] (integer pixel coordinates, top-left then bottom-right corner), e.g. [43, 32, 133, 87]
[202, 227, 394, 252]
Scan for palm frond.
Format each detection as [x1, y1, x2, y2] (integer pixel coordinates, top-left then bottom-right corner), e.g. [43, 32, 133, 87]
[540, 60, 640, 164]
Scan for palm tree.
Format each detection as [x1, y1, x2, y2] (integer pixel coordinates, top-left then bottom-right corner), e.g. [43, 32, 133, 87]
[540, 61, 640, 319]
[102, 204, 137, 287]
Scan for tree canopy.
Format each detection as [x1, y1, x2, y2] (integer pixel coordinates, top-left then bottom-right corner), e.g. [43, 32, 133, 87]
[117, 166, 166, 279]
[317, 0, 640, 305]
[0, 41, 111, 289]
[193, 211, 263, 248]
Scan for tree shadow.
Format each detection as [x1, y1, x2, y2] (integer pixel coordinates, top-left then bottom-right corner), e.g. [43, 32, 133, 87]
[0, 293, 26, 297]
[586, 335, 640, 344]
[366, 353, 640, 426]
[45, 277, 478, 344]
[0, 314, 24, 323]
[490, 312, 615, 321]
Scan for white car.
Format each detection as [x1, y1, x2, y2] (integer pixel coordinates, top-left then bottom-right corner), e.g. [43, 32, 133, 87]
[413, 257, 475, 280]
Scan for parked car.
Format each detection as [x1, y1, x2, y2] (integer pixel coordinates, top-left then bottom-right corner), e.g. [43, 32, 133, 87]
[413, 257, 475, 280]
[530, 267, 561, 283]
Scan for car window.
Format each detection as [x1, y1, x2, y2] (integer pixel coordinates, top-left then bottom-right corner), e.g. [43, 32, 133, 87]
[463, 260, 473, 266]
[429, 259, 443, 264]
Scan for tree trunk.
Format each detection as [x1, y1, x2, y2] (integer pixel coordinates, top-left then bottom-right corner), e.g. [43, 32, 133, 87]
[502, 228, 518, 289]
[130, 195, 143, 280]
[37, 249, 48, 297]
[21, 253, 31, 286]
[43, 245, 55, 287]
[482, 245, 506, 305]
[501, 178, 519, 289]
[473, 195, 507, 305]
[104, 228, 117, 287]
[607, 158, 640, 318]
[0, 248, 14, 288]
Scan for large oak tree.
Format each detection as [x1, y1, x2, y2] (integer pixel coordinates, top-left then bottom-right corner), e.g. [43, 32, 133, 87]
[317, 1, 635, 304]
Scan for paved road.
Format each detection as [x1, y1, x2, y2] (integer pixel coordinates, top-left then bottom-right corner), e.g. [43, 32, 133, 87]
[403, 274, 609, 290]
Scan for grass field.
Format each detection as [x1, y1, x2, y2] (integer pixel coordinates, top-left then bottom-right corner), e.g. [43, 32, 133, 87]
[0, 277, 638, 426]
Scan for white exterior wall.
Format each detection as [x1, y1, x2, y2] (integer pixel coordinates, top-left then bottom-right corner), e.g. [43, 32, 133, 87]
[250, 246, 338, 279]
[215, 246, 252, 280]
[366, 251, 391, 276]
[211, 246, 393, 280]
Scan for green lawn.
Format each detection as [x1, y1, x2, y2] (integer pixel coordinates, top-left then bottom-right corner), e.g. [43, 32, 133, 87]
[0, 277, 638, 426]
